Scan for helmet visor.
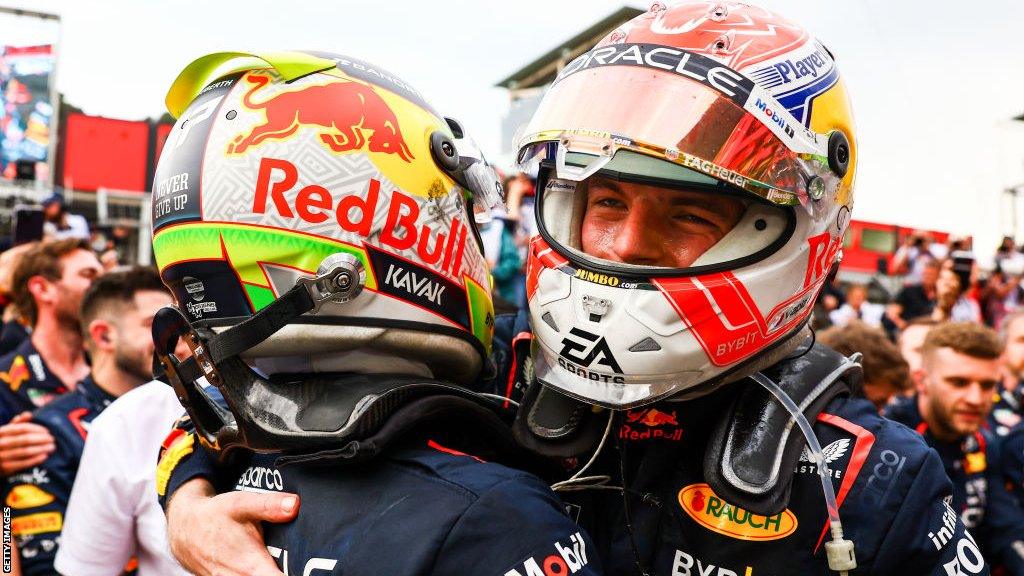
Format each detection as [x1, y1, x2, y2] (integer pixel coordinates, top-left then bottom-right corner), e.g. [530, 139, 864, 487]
[518, 62, 837, 205]
[532, 150, 795, 276]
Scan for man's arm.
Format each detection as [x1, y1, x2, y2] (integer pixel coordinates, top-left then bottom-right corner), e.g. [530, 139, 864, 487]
[157, 419, 298, 576]
[165, 477, 297, 576]
[0, 413, 54, 475]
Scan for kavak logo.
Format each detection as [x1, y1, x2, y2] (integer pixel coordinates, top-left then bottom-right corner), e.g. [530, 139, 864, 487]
[559, 328, 622, 373]
[228, 72, 414, 161]
[679, 483, 798, 541]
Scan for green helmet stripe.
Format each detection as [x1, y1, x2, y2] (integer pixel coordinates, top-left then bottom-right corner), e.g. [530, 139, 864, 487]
[465, 275, 494, 355]
[154, 223, 377, 311]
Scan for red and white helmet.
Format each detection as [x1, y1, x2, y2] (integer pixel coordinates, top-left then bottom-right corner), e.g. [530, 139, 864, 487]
[517, 2, 856, 408]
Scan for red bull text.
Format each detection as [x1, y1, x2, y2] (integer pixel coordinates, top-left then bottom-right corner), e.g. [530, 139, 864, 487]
[252, 157, 468, 280]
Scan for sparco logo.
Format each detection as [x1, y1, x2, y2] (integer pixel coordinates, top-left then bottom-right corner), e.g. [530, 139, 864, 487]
[235, 466, 284, 492]
[555, 43, 754, 106]
[860, 449, 906, 508]
[559, 328, 622, 373]
[504, 532, 589, 576]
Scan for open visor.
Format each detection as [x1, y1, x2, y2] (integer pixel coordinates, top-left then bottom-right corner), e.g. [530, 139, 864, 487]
[533, 152, 795, 276]
[517, 62, 840, 206]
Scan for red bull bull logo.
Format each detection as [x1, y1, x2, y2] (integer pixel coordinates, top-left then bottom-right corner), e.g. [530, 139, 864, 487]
[228, 73, 415, 162]
[0, 355, 30, 392]
[619, 408, 683, 442]
[627, 408, 679, 427]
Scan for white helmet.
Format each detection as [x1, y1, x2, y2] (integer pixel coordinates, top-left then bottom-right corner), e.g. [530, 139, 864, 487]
[516, 2, 857, 409]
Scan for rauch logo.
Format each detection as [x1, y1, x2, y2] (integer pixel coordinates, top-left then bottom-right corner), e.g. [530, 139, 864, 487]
[678, 483, 797, 541]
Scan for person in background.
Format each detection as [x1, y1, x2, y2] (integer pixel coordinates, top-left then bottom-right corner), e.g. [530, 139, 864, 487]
[887, 258, 939, 332]
[885, 322, 1024, 574]
[991, 310, 1024, 435]
[3, 267, 172, 575]
[811, 275, 845, 330]
[891, 229, 939, 284]
[0, 242, 37, 356]
[40, 193, 89, 241]
[819, 320, 910, 410]
[0, 239, 101, 434]
[933, 260, 981, 323]
[898, 316, 939, 374]
[986, 237, 1024, 326]
[828, 283, 884, 328]
[479, 205, 522, 314]
[54, 269, 187, 575]
[503, 173, 535, 309]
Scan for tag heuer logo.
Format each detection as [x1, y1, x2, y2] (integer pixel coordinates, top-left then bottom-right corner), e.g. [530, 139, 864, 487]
[558, 328, 622, 373]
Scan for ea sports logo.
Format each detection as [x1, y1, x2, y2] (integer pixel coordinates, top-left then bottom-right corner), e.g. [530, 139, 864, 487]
[558, 328, 622, 374]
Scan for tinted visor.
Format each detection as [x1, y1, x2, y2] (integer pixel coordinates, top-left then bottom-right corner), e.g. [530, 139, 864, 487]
[518, 63, 838, 206]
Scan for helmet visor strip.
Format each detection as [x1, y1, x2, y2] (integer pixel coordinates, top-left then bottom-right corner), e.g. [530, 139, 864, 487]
[517, 61, 841, 207]
[525, 144, 795, 276]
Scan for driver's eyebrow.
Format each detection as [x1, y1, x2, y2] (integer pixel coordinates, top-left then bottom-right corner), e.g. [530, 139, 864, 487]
[588, 178, 623, 194]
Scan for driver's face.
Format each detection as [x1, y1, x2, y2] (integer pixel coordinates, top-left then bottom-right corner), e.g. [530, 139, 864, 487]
[580, 176, 745, 268]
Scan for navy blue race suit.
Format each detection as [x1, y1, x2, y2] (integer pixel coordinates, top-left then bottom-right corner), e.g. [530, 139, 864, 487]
[886, 396, 1024, 575]
[0, 319, 29, 357]
[160, 311, 988, 575]
[0, 376, 124, 576]
[157, 386, 602, 576]
[0, 338, 68, 425]
[990, 384, 1023, 437]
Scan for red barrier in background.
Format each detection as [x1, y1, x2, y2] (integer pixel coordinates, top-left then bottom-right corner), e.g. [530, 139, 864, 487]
[62, 113, 149, 192]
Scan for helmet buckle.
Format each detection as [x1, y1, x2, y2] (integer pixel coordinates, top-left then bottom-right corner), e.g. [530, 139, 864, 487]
[299, 253, 366, 312]
[176, 330, 222, 386]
